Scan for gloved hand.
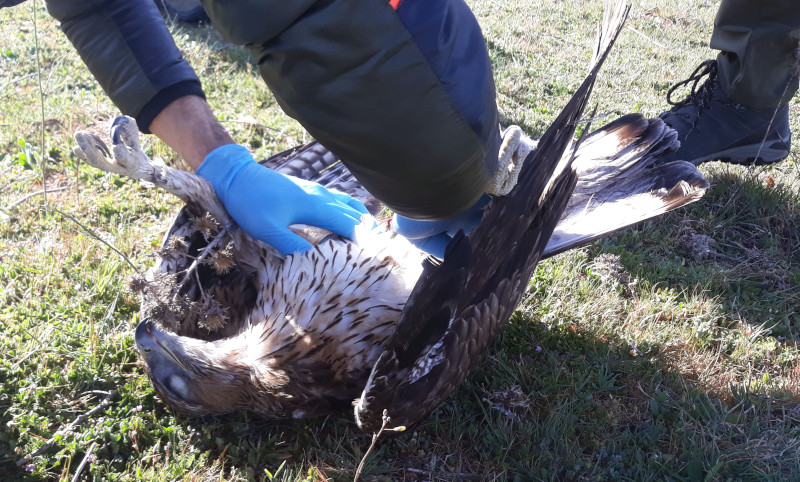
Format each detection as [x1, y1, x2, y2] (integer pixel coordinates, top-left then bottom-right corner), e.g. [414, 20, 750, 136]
[197, 144, 368, 255]
[393, 194, 491, 258]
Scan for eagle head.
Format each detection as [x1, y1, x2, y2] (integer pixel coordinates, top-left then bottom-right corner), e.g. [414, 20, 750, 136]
[135, 319, 255, 416]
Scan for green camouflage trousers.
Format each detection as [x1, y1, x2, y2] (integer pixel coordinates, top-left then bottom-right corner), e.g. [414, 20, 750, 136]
[712, 0, 800, 108]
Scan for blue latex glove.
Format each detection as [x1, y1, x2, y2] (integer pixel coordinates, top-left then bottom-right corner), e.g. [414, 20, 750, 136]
[393, 194, 491, 258]
[197, 144, 368, 255]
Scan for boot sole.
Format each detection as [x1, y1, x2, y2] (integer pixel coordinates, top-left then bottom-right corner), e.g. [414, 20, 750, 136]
[694, 134, 791, 166]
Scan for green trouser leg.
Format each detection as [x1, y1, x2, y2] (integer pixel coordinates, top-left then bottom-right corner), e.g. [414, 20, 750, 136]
[710, 0, 800, 109]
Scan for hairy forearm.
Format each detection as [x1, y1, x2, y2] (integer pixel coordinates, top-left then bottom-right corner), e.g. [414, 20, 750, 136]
[149, 95, 234, 170]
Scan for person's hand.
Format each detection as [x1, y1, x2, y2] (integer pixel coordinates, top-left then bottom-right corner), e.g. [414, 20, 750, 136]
[393, 195, 490, 258]
[197, 144, 368, 255]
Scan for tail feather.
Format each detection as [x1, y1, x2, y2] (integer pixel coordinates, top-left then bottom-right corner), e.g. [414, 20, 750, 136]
[571, 114, 675, 184]
[544, 115, 709, 258]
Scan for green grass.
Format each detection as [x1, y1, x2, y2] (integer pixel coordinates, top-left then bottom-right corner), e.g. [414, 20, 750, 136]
[2, 0, 800, 480]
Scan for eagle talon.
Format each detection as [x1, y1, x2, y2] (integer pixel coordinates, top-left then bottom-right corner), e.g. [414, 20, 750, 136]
[73, 132, 117, 173]
[93, 136, 112, 158]
[72, 116, 152, 178]
[110, 115, 141, 151]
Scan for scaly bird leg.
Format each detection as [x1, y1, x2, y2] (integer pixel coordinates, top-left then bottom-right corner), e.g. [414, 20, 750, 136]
[73, 116, 232, 227]
[74, 116, 342, 257]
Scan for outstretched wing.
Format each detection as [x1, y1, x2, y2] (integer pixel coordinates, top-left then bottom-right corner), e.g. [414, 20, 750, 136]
[543, 114, 710, 257]
[353, 0, 632, 433]
[261, 107, 709, 266]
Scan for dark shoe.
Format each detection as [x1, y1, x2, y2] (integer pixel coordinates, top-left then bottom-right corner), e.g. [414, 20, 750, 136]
[657, 60, 791, 166]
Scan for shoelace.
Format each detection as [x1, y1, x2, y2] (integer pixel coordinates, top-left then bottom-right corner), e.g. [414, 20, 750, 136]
[665, 59, 718, 129]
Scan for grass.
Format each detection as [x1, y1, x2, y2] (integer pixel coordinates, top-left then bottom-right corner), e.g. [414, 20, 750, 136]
[1, 0, 800, 480]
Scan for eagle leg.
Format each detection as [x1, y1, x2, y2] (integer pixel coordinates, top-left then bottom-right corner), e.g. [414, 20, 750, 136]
[73, 116, 232, 227]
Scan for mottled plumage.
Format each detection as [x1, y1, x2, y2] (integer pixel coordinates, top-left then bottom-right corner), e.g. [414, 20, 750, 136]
[72, 1, 709, 432]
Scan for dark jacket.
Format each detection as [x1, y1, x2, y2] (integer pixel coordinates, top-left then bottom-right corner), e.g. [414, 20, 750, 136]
[8, 0, 499, 219]
[41, 0, 205, 133]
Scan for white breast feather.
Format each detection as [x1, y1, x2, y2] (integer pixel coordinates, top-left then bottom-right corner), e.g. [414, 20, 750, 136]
[234, 216, 426, 367]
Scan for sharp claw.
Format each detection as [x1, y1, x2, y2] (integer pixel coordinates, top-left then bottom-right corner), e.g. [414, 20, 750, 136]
[111, 115, 133, 132]
[75, 133, 89, 152]
[110, 115, 140, 150]
[110, 124, 123, 145]
[91, 135, 112, 158]
[74, 132, 118, 172]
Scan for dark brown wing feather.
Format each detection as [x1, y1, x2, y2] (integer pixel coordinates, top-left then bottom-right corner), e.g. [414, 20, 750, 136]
[261, 141, 382, 215]
[352, 1, 631, 431]
[355, 168, 578, 431]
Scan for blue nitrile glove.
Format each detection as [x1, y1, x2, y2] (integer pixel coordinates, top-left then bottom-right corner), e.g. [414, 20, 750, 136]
[197, 144, 368, 255]
[393, 194, 491, 258]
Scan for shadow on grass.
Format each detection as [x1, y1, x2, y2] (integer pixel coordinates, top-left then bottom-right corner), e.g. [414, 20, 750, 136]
[66, 310, 796, 481]
[597, 163, 800, 342]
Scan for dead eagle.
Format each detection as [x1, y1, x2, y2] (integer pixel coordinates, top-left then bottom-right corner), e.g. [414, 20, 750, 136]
[73, 3, 708, 433]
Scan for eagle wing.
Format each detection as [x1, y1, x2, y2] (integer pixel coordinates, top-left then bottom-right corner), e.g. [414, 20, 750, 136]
[353, 0, 632, 433]
[262, 111, 709, 266]
[543, 114, 710, 257]
[261, 141, 383, 216]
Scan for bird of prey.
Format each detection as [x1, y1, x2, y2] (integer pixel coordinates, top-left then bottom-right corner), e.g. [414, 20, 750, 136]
[73, 1, 708, 432]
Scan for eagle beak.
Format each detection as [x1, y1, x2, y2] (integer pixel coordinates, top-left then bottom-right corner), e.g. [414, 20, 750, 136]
[135, 320, 188, 371]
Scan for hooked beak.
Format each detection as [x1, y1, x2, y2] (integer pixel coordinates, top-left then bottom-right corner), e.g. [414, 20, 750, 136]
[135, 320, 188, 371]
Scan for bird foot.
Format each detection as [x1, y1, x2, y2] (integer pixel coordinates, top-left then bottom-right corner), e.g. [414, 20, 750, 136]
[73, 116, 168, 184]
[73, 116, 232, 225]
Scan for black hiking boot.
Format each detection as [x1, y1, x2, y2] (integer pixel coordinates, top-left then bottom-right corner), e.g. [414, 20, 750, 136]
[657, 60, 791, 166]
